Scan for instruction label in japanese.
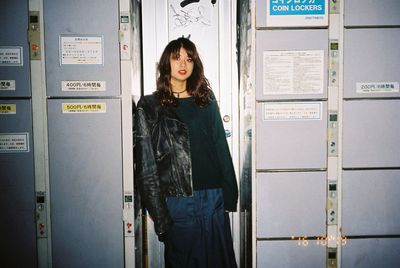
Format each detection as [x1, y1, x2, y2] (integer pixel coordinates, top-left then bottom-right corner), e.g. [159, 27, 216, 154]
[263, 50, 324, 95]
[62, 81, 106, 91]
[60, 36, 103, 65]
[62, 103, 106, 114]
[263, 102, 322, 121]
[0, 133, 29, 153]
[0, 80, 16, 90]
[356, 82, 399, 94]
[0, 47, 23, 66]
[267, 0, 328, 27]
[0, 104, 16, 114]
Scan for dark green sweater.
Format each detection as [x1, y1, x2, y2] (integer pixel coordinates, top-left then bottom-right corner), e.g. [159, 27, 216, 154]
[174, 97, 238, 211]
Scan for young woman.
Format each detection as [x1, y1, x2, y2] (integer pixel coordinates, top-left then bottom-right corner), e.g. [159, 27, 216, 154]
[135, 37, 238, 267]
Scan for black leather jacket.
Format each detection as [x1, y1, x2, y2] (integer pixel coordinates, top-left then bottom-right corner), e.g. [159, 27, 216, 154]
[134, 93, 193, 236]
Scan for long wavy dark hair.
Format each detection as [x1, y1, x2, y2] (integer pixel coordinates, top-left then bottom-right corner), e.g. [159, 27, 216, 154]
[156, 37, 212, 107]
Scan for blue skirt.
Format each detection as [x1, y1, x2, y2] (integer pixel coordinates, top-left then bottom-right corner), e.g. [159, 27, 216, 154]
[164, 188, 237, 268]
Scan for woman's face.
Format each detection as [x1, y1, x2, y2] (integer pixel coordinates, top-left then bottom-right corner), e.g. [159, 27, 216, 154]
[170, 47, 194, 86]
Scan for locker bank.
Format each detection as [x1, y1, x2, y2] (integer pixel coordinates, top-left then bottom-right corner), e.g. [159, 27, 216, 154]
[0, 0, 399, 267]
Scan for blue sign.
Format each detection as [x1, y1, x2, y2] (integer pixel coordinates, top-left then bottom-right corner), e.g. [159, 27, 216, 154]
[270, 0, 325, 16]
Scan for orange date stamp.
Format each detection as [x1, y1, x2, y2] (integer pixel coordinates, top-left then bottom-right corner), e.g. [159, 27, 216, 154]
[291, 235, 347, 247]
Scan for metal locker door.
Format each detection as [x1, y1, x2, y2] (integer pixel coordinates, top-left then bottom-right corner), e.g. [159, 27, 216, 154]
[0, 100, 36, 267]
[47, 99, 123, 268]
[343, 100, 400, 168]
[0, 1, 36, 266]
[43, 0, 120, 97]
[256, 29, 328, 101]
[343, 28, 400, 99]
[0, 0, 31, 97]
[256, 102, 327, 170]
[341, 238, 400, 268]
[344, 0, 400, 27]
[257, 172, 326, 238]
[342, 170, 400, 236]
[257, 240, 325, 268]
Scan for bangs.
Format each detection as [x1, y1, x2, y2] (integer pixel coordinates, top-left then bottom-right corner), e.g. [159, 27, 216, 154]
[169, 44, 182, 60]
[169, 39, 196, 60]
[181, 41, 195, 59]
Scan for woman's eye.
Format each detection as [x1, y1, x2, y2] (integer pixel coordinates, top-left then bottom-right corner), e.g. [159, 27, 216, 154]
[187, 58, 193, 62]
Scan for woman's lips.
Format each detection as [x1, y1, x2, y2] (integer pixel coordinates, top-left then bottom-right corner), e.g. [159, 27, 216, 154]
[178, 70, 187, 75]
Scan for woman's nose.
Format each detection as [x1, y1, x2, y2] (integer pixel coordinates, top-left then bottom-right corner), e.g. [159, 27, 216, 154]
[179, 59, 186, 67]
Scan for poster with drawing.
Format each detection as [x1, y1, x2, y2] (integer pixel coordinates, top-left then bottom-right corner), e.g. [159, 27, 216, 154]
[168, 0, 219, 90]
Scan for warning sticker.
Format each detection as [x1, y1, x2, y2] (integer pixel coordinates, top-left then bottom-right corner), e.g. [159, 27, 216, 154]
[62, 81, 106, 91]
[356, 82, 399, 94]
[0, 104, 16, 114]
[60, 35, 103, 65]
[62, 103, 106, 113]
[0, 47, 23, 66]
[0, 80, 16, 90]
[0, 133, 29, 153]
[263, 102, 322, 121]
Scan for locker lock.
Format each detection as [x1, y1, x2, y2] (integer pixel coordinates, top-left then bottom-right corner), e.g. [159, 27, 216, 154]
[29, 11, 41, 60]
[223, 115, 230, 122]
[327, 248, 337, 268]
[329, 0, 340, 14]
[119, 13, 131, 60]
[327, 181, 338, 225]
[328, 110, 338, 157]
[38, 223, 46, 235]
[36, 192, 47, 238]
[123, 192, 134, 237]
[126, 222, 133, 234]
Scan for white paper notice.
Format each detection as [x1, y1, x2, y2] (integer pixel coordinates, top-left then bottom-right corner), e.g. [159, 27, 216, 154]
[263, 102, 322, 121]
[0, 47, 23, 66]
[0, 133, 29, 153]
[60, 36, 103, 65]
[263, 50, 324, 95]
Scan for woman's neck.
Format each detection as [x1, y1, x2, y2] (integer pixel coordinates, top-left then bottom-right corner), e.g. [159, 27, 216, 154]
[171, 79, 186, 92]
[171, 80, 191, 98]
